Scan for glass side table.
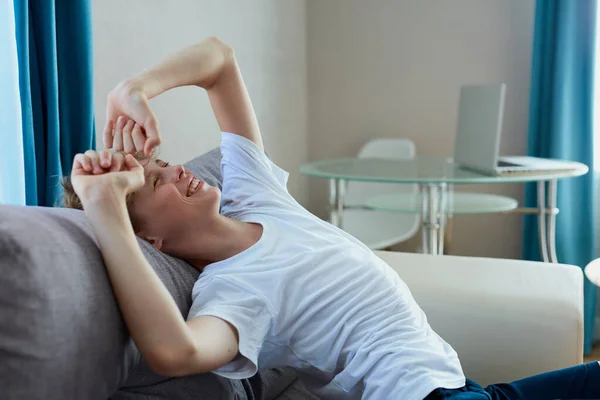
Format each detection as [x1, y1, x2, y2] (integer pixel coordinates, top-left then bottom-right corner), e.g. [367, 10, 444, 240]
[300, 156, 588, 262]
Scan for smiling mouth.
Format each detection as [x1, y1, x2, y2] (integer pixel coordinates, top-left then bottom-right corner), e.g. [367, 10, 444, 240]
[186, 178, 204, 197]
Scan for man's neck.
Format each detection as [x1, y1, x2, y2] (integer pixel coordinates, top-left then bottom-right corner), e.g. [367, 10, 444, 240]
[168, 215, 263, 270]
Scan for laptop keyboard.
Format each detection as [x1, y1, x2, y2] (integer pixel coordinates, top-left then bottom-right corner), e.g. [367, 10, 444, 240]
[497, 160, 522, 168]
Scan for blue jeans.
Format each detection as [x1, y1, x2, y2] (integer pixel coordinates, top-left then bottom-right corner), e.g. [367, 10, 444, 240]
[425, 362, 600, 400]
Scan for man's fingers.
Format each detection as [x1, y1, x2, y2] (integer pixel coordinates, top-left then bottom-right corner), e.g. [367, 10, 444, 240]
[73, 153, 92, 173]
[143, 117, 161, 156]
[105, 96, 118, 146]
[103, 120, 114, 149]
[144, 138, 159, 156]
[123, 154, 146, 191]
[110, 153, 125, 172]
[132, 123, 146, 152]
[123, 119, 135, 153]
[113, 116, 126, 151]
[124, 154, 142, 170]
[84, 150, 103, 174]
[100, 149, 112, 169]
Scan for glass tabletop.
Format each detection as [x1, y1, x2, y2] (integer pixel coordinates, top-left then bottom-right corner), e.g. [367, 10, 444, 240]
[300, 156, 588, 184]
[366, 192, 519, 215]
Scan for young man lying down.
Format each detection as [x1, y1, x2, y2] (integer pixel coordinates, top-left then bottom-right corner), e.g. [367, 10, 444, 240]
[63, 37, 600, 400]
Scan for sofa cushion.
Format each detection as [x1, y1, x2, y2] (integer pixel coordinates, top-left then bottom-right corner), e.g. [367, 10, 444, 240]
[0, 205, 129, 399]
[184, 148, 224, 190]
[0, 204, 243, 400]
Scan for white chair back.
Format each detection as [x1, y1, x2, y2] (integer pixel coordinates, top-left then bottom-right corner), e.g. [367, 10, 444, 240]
[345, 139, 416, 206]
[343, 138, 419, 249]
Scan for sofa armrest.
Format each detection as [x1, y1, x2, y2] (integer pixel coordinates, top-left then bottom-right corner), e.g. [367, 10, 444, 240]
[374, 250, 584, 386]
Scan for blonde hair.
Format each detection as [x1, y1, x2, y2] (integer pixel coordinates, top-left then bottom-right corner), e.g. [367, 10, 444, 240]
[61, 151, 155, 231]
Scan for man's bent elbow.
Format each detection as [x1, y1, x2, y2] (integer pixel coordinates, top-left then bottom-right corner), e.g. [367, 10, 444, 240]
[145, 345, 208, 377]
[206, 36, 235, 61]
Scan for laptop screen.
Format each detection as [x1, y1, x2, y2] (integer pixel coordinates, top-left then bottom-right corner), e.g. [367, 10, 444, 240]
[453, 84, 506, 174]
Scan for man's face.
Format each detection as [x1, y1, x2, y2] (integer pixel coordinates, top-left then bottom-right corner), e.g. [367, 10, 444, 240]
[129, 159, 221, 249]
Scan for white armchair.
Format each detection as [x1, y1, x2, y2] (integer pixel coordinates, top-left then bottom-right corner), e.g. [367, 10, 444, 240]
[375, 250, 583, 386]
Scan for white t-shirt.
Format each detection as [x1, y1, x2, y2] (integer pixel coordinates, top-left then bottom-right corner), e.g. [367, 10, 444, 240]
[187, 132, 465, 400]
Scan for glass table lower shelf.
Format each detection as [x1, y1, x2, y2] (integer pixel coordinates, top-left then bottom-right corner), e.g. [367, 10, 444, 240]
[365, 192, 518, 215]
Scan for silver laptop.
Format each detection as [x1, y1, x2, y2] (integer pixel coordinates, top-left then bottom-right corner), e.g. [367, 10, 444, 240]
[453, 84, 577, 175]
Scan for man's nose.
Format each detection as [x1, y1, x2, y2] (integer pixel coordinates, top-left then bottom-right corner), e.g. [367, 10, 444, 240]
[172, 165, 186, 182]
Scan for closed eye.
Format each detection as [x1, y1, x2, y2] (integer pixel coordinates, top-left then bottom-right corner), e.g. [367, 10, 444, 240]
[153, 160, 169, 189]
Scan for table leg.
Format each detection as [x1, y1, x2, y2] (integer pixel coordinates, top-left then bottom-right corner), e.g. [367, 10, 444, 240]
[437, 183, 449, 255]
[428, 184, 438, 254]
[547, 179, 558, 263]
[445, 184, 455, 254]
[328, 179, 339, 226]
[420, 184, 448, 256]
[336, 179, 347, 229]
[537, 181, 550, 263]
[421, 184, 430, 254]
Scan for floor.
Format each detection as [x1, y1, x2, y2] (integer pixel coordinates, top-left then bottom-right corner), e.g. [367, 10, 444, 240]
[584, 345, 600, 362]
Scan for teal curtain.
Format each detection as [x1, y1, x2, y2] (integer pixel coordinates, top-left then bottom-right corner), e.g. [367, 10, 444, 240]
[13, 0, 95, 206]
[523, 0, 598, 354]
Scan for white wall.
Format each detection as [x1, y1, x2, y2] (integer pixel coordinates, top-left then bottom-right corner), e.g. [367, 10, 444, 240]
[307, 0, 535, 259]
[92, 0, 308, 203]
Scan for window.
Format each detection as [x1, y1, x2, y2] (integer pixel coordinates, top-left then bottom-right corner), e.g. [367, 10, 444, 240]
[0, 0, 26, 205]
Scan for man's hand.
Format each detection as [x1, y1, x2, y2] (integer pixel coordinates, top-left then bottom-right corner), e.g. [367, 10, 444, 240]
[102, 37, 230, 157]
[103, 36, 263, 156]
[71, 149, 145, 203]
[103, 81, 161, 156]
[105, 115, 156, 155]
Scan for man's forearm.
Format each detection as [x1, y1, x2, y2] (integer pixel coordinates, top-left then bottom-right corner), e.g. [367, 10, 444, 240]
[81, 193, 196, 368]
[129, 37, 233, 99]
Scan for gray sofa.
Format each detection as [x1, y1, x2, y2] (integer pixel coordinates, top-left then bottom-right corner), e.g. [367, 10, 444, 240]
[0, 149, 317, 400]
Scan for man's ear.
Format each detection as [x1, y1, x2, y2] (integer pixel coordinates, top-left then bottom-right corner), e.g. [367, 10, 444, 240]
[143, 236, 163, 250]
